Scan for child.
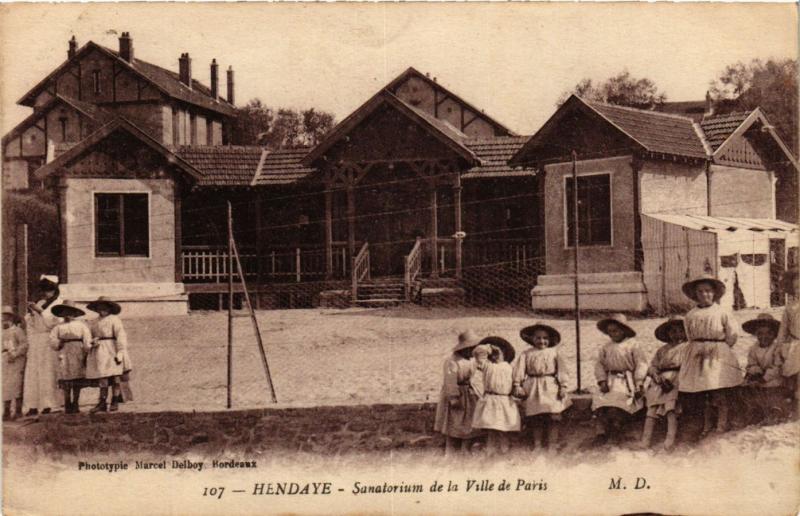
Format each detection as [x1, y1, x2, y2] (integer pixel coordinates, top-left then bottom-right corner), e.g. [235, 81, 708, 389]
[3, 306, 28, 420]
[640, 317, 688, 451]
[591, 313, 648, 446]
[434, 330, 482, 455]
[777, 268, 799, 417]
[86, 297, 128, 413]
[49, 301, 92, 414]
[743, 313, 784, 423]
[513, 324, 571, 450]
[470, 337, 520, 455]
[677, 274, 742, 436]
[23, 275, 62, 416]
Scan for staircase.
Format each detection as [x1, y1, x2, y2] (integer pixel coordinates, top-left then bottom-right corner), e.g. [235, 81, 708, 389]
[354, 277, 406, 307]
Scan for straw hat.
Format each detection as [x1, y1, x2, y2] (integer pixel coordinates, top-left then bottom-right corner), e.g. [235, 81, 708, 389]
[742, 313, 781, 336]
[452, 329, 482, 354]
[520, 324, 561, 347]
[597, 313, 636, 339]
[2, 305, 15, 317]
[654, 316, 687, 343]
[478, 336, 516, 363]
[682, 274, 726, 302]
[87, 296, 121, 315]
[51, 300, 85, 318]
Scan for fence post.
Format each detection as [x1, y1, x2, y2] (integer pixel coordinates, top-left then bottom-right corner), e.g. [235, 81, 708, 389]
[295, 248, 301, 283]
[226, 201, 233, 409]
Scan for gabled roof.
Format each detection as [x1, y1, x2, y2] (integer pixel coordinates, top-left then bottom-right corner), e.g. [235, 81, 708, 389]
[33, 117, 202, 182]
[301, 89, 479, 167]
[253, 147, 315, 186]
[462, 136, 532, 178]
[17, 41, 235, 116]
[510, 95, 710, 166]
[1, 94, 112, 145]
[177, 146, 263, 187]
[700, 111, 751, 151]
[385, 67, 515, 136]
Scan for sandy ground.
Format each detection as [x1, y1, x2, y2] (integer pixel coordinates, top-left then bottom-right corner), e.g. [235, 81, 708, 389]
[75, 305, 783, 412]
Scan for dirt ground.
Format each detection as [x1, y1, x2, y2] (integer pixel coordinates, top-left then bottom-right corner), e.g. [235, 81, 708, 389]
[100, 305, 781, 412]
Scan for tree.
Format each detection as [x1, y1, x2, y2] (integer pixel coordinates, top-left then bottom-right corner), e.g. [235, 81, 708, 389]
[708, 58, 797, 154]
[231, 99, 336, 149]
[558, 70, 667, 109]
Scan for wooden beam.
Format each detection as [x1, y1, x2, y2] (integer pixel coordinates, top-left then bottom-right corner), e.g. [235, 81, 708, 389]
[324, 185, 333, 279]
[454, 176, 462, 280]
[346, 183, 356, 274]
[174, 184, 183, 282]
[58, 177, 69, 283]
[430, 178, 439, 279]
[462, 113, 479, 131]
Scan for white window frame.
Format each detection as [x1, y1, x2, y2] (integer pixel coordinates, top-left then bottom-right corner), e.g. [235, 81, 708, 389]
[92, 190, 152, 259]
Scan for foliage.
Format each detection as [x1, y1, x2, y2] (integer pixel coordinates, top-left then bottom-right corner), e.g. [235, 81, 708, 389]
[558, 70, 667, 109]
[708, 58, 798, 153]
[231, 100, 335, 149]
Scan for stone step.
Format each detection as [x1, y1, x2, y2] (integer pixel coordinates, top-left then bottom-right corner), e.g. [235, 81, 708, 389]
[357, 293, 405, 301]
[353, 298, 403, 308]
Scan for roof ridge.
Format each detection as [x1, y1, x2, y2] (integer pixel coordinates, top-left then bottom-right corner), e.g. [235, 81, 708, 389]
[583, 98, 698, 123]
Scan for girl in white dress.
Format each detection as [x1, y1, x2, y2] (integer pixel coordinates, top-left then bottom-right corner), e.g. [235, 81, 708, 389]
[22, 275, 62, 416]
[743, 313, 784, 423]
[87, 297, 128, 413]
[434, 330, 482, 455]
[49, 301, 93, 414]
[677, 275, 742, 436]
[777, 268, 799, 418]
[513, 324, 571, 450]
[591, 314, 648, 446]
[640, 317, 688, 451]
[471, 337, 520, 455]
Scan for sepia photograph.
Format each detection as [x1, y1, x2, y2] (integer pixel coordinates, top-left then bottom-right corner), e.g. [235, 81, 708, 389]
[1, 2, 798, 514]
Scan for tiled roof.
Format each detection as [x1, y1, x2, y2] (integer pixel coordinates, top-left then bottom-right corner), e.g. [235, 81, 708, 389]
[253, 147, 315, 186]
[586, 100, 709, 159]
[656, 100, 707, 122]
[463, 136, 532, 178]
[700, 112, 752, 151]
[177, 146, 263, 186]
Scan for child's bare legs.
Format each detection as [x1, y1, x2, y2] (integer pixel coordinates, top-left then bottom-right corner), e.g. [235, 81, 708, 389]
[531, 416, 545, 449]
[702, 395, 714, 435]
[712, 390, 729, 432]
[497, 432, 511, 454]
[547, 415, 561, 449]
[110, 382, 121, 411]
[640, 416, 656, 448]
[444, 436, 460, 457]
[664, 411, 678, 449]
[485, 430, 499, 456]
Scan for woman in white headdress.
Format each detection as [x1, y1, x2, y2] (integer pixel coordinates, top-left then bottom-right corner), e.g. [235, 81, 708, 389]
[22, 275, 63, 415]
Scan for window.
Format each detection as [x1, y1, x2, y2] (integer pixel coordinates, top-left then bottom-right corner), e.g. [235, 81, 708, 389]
[190, 113, 197, 145]
[565, 173, 612, 246]
[206, 119, 213, 146]
[92, 70, 101, 95]
[95, 193, 149, 257]
[172, 108, 179, 146]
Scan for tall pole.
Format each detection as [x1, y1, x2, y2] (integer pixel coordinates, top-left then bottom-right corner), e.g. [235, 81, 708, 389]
[227, 201, 234, 409]
[572, 151, 586, 393]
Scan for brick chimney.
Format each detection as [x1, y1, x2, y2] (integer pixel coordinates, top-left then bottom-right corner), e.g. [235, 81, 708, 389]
[210, 59, 219, 99]
[226, 66, 235, 105]
[179, 53, 192, 88]
[68, 36, 77, 59]
[705, 91, 715, 118]
[119, 32, 133, 62]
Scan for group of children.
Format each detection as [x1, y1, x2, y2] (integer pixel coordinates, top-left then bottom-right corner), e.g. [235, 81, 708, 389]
[2, 277, 133, 419]
[435, 272, 800, 455]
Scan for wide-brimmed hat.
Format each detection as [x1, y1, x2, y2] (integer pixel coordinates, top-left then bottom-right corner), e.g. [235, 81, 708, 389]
[682, 274, 726, 302]
[51, 300, 85, 318]
[654, 316, 687, 343]
[478, 336, 515, 363]
[452, 329, 482, 354]
[742, 313, 781, 336]
[597, 313, 636, 339]
[520, 324, 561, 347]
[2, 305, 16, 317]
[87, 296, 121, 315]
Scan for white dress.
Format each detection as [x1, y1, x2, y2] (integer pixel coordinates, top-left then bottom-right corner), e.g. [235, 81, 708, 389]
[471, 362, 521, 432]
[22, 298, 62, 411]
[591, 338, 648, 414]
[678, 303, 743, 393]
[87, 315, 126, 379]
[513, 346, 572, 417]
[433, 354, 480, 439]
[778, 302, 800, 377]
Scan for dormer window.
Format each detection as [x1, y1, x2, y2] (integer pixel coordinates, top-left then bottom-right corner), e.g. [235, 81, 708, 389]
[92, 70, 101, 95]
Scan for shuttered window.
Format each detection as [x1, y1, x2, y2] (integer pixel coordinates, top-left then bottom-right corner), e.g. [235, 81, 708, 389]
[565, 173, 612, 246]
[95, 193, 149, 257]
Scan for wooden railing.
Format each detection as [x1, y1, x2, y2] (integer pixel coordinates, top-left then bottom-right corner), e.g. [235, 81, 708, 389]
[351, 242, 370, 302]
[404, 237, 423, 301]
[463, 238, 539, 271]
[182, 243, 348, 283]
